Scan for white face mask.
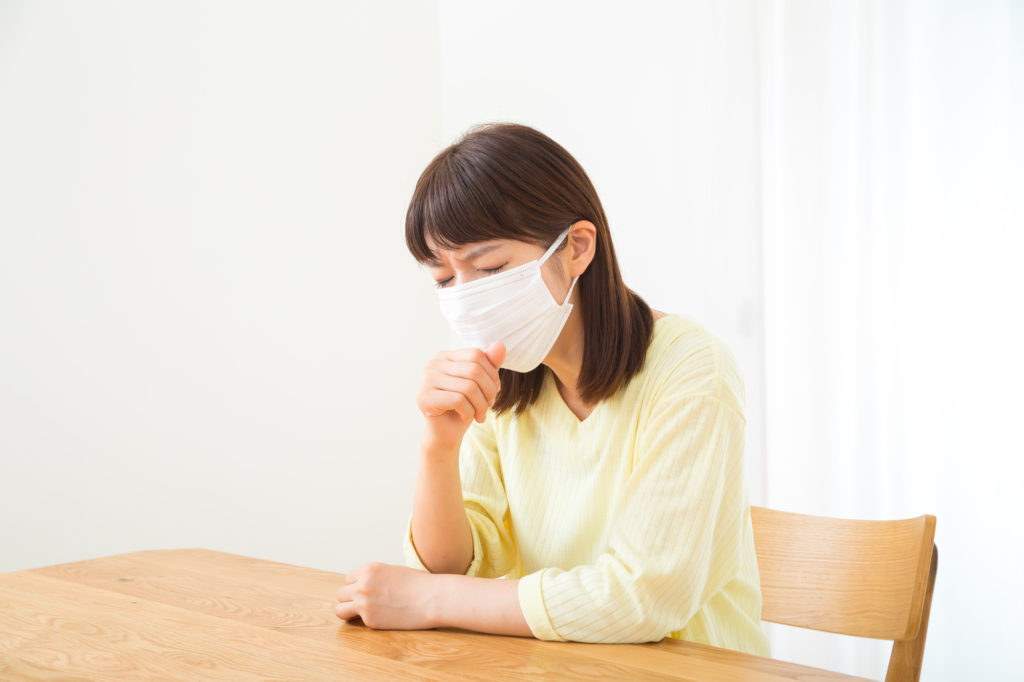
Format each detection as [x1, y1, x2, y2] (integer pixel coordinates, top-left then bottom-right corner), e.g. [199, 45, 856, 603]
[437, 228, 578, 373]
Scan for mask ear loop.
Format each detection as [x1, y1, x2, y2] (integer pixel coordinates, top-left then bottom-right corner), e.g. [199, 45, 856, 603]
[538, 227, 574, 265]
[558, 273, 580, 306]
[538, 227, 577, 305]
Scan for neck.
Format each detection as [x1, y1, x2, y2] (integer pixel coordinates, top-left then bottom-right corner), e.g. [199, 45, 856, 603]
[542, 307, 665, 420]
[542, 308, 590, 415]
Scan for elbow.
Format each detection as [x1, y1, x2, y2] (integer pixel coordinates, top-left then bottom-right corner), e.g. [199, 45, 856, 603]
[530, 557, 707, 644]
[421, 556, 473, 575]
[563, 592, 689, 644]
[599, 612, 676, 645]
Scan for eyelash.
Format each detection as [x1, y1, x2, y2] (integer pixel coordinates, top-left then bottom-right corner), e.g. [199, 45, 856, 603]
[434, 263, 508, 289]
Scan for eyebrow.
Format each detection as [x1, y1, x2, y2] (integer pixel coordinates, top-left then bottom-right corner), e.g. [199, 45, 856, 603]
[426, 243, 502, 268]
[463, 243, 502, 260]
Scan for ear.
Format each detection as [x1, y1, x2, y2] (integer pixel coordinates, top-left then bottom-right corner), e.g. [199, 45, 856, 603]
[566, 220, 597, 278]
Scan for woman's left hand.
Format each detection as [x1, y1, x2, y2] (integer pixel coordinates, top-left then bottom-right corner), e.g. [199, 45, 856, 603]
[335, 563, 440, 630]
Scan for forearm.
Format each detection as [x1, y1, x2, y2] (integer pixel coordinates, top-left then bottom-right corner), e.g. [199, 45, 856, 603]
[431, 574, 532, 637]
[410, 443, 474, 574]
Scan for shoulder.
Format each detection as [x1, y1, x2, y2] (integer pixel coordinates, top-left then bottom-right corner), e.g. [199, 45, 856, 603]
[639, 314, 746, 417]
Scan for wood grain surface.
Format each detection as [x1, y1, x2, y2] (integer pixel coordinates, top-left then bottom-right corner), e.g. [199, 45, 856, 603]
[0, 549, 873, 681]
[751, 508, 936, 640]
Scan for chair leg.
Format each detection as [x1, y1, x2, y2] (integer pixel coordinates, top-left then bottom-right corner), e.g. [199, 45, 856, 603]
[885, 545, 938, 682]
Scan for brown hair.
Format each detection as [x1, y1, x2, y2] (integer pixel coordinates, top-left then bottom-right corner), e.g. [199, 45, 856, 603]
[405, 122, 653, 414]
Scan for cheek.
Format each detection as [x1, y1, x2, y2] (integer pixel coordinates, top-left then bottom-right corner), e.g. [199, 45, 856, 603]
[540, 263, 572, 303]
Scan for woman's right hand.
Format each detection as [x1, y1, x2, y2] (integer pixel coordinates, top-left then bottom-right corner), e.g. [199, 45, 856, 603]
[417, 341, 506, 452]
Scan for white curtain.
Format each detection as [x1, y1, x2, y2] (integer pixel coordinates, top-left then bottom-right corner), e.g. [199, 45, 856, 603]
[438, 1, 1021, 677]
[758, 1, 1023, 678]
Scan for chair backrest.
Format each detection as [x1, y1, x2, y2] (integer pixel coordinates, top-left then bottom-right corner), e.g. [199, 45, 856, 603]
[750, 506, 937, 682]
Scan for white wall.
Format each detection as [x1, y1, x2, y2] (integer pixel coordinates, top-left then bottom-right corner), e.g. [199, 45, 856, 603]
[0, 0, 448, 574]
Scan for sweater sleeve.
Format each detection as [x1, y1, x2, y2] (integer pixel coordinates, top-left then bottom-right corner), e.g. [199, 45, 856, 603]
[517, 364, 750, 643]
[403, 414, 520, 578]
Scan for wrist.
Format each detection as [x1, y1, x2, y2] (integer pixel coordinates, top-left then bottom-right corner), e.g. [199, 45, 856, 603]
[425, 573, 455, 628]
[420, 432, 462, 461]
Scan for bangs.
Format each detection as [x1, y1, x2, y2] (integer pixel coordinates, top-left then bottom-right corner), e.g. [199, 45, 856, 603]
[405, 146, 548, 264]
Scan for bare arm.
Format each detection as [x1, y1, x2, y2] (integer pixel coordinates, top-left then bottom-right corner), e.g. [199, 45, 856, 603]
[410, 442, 473, 574]
[410, 342, 506, 575]
[431, 574, 531, 636]
[336, 563, 532, 638]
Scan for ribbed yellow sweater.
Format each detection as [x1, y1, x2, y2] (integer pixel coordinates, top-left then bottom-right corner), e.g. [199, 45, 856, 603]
[404, 314, 770, 653]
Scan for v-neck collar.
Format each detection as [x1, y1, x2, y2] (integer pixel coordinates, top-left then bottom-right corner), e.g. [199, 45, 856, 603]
[542, 369, 604, 427]
[538, 314, 675, 427]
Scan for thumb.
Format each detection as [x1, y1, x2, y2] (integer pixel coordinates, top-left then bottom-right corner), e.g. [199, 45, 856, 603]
[484, 341, 506, 369]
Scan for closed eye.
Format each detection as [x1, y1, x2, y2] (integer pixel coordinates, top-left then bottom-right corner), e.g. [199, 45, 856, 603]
[433, 262, 508, 289]
[480, 262, 508, 275]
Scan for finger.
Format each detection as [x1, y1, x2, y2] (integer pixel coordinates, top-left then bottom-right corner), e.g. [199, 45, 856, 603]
[420, 390, 475, 422]
[345, 567, 363, 584]
[441, 348, 502, 378]
[334, 600, 361, 621]
[484, 341, 506, 369]
[441, 362, 500, 403]
[336, 581, 359, 601]
[431, 373, 490, 421]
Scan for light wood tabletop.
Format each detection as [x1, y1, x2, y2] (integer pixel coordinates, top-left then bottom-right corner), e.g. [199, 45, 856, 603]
[0, 549, 873, 681]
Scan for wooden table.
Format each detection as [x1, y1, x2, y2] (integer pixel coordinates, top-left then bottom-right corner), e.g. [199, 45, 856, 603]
[0, 549, 872, 681]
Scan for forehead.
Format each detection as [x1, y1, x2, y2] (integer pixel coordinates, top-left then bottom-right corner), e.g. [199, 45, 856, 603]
[423, 236, 533, 267]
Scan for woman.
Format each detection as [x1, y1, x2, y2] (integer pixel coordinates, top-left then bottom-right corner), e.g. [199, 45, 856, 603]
[335, 123, 769, 654]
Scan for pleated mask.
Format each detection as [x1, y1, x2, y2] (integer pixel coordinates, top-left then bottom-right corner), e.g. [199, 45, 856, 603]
[437, 227, 577, 373]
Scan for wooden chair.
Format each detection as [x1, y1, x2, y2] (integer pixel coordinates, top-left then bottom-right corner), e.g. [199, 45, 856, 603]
[750, 506, 937, 682]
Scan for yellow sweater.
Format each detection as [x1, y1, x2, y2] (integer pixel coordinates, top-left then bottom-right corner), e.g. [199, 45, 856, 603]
[404, 314, 770, 654]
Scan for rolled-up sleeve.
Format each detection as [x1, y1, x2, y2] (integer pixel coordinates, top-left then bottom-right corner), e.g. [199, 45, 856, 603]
[403, 414, 520, 578]
[516, 387, 749, 643]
